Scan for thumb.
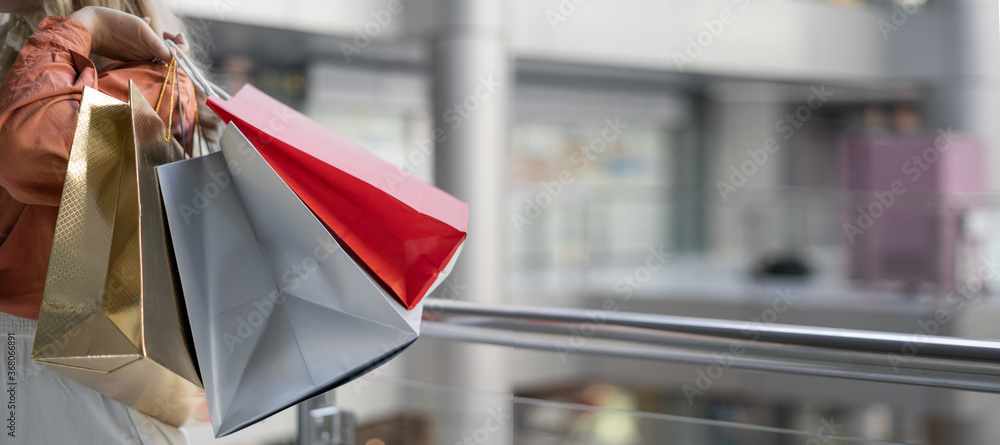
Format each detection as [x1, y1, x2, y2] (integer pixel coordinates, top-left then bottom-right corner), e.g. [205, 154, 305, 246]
[146, 36, 171, 63]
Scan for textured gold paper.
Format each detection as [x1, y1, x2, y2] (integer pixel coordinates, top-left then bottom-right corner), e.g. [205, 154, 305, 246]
[31, 83, 202, 427]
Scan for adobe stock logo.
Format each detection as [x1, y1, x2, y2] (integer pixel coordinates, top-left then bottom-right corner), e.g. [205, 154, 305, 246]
[672, 0, 752, 72]
[221, 237, 341, 353]
[511, 117, 628, 233]
[442, 76, 502, 130]
[842, 128, 959, 243]
[452, 406, 511, 445]
[545, 0, 593, 31]
[176, 168, 233, 224]
[340, 0, 411, 62]
[877, 0, 922, 41]
[716, 85, 833, 201]
[682, 288, 800, 404]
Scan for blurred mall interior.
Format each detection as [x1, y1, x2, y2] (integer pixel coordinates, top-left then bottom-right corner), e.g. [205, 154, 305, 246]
[170, 0, 1000, 443]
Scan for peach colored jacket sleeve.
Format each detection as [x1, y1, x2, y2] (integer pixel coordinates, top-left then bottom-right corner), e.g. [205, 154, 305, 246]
[0, 16, 196, 319]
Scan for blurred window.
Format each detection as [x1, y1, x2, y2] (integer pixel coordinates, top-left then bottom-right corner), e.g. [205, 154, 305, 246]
[510, 117, 675, 270]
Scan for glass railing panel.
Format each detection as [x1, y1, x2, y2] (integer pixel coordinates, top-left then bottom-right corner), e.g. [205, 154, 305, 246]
[334, 373, 913, 445]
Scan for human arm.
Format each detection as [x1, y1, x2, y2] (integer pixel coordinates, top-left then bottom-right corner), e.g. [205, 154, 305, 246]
[0, 10, 187, 206]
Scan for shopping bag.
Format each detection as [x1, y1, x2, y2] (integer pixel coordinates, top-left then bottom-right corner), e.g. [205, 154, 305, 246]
[157, 122, 423, 437]
[207, 85, 467, 310]
[30, 83, 203, 427]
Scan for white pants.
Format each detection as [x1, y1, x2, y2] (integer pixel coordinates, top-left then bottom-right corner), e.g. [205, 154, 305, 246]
[2, 311, 188, 444]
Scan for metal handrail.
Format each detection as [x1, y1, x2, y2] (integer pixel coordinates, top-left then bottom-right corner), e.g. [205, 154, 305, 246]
[421, 298, 1000, 393]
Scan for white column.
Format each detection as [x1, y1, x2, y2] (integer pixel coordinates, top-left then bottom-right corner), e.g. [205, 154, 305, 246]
[426, 0, 513, 443]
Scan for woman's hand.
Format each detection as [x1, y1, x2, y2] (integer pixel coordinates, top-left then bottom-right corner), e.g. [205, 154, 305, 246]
[162, 30, 189, 55]
[69, 6, 184, 63]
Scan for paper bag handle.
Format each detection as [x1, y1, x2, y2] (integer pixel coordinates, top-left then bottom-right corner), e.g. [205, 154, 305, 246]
[165, 40, 230, 100]
[165, 40, 227, 155]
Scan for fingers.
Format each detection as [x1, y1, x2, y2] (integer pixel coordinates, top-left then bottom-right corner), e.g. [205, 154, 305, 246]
[131, 15, 169, 62]
[84, 6, 182, 63]
[162, 31, 190, 54]
[144, 30, 172, 63]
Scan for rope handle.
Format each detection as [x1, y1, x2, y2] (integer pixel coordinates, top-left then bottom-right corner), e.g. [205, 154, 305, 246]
[153, 57, 178, 142]
[164, 40, 227, 155]
[152, 56, 194, 157]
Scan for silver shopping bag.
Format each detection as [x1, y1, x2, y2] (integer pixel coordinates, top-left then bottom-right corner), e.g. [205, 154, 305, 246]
[156, 123, 422, 437]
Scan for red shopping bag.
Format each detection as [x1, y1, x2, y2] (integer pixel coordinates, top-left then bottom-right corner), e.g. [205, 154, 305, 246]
[207, 85, 467, 310]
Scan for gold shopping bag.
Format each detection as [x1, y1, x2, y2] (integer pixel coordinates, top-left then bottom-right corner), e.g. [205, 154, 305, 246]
[30, 82, 202, 427]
